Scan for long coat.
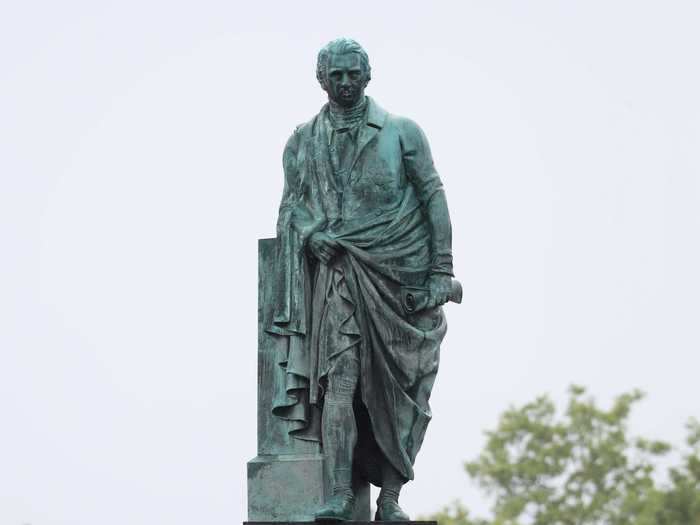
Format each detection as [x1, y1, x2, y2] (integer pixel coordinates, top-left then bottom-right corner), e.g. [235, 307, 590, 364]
[267, 97, 447, 482]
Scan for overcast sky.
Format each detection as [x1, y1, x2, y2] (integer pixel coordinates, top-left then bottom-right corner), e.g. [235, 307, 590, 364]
[1, 1, 699, 524]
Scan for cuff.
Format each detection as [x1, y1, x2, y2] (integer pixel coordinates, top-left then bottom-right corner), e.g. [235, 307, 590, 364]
[430, 251, 454, 276]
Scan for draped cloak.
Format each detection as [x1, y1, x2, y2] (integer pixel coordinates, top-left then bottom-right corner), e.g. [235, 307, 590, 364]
[265, 98, 447, 483]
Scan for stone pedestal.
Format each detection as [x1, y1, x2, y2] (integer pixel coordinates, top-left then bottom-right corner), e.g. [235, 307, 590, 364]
[247, 453, 370, 521]
[247, 239, 370, 522]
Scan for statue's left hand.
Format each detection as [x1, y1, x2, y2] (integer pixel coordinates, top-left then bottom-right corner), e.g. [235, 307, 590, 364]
[308, 231, 340, 264]
[427, 273, 452, 308]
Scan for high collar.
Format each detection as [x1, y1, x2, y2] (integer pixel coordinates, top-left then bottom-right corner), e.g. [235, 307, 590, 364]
[322, 96, 387, 130]
[328, 96, 367, 129]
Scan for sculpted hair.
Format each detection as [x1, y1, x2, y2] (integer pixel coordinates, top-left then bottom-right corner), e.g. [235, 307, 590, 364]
[316, 38, 372, 87]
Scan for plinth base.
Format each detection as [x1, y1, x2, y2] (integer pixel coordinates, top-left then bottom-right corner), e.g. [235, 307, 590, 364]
[247, 454, 370, 521]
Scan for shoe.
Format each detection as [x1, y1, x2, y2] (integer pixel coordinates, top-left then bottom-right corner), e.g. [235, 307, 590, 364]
[314, 494, 355, 522]
[375, 500, 410, 521]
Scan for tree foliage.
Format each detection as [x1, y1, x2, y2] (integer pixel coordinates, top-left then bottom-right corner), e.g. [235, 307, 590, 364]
[427, 387, 700, 525]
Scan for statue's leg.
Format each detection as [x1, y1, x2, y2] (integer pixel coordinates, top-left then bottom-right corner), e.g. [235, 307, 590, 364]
[315, 348, 360, 521]
[375, 461, 410, 521]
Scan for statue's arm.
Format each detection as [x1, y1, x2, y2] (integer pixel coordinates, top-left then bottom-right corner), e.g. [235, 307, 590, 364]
[399, 119, 454, 278]
[277, 126, 328, 250]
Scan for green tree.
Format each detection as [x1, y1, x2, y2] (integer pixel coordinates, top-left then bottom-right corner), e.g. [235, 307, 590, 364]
[427, 387, 700, 525]
[650, 419, 700, 524]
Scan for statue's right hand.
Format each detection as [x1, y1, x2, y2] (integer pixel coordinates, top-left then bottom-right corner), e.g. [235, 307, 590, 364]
[308, 232, 340, 264]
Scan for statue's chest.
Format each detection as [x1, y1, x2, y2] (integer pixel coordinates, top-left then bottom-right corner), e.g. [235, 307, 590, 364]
[341, 136, 407, 217]
[305, 128, 407, 220]
[348, 134, 404, 192]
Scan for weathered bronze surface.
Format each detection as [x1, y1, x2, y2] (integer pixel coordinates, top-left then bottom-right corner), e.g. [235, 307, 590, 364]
[248, 37, 458, 523]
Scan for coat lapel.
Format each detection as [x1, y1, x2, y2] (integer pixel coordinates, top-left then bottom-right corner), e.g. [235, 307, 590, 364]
[349, 97, 388, 181]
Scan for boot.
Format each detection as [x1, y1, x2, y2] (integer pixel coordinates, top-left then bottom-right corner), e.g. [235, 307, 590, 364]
[315, 465, 355, 522]
[375, 500, 410, 521]
[314, 493, 354, 521]
[375, 467, 409, 522]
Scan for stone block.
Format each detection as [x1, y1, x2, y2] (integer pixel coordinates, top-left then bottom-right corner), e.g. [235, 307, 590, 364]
[247, 454, 370, 522]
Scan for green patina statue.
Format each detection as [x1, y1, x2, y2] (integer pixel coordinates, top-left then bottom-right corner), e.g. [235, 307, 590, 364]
[265, 37, 459, 522]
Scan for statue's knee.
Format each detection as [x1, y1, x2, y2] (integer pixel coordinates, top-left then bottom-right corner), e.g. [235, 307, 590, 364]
[326, 350, 360, 401]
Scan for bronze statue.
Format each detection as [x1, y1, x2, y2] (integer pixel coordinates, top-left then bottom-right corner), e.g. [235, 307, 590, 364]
[266, 37, 459, 522]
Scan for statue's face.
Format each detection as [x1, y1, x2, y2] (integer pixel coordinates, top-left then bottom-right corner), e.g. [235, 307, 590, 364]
[324, 52, 367, 107]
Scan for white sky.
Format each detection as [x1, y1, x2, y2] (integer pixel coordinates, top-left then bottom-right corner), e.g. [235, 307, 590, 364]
[1, 1, 699, 524]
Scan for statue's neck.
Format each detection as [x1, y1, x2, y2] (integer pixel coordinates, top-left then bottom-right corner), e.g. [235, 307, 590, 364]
[328, 96, 367, 129]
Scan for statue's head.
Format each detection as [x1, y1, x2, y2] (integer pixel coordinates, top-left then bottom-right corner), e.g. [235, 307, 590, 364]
[316, 38, 371, 107]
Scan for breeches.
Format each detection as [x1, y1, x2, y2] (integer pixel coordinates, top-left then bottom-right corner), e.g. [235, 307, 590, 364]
[324, 344, 360, 405]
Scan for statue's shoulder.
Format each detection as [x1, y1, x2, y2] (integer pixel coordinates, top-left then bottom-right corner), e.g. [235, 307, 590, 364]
[288, 121, 307, 139]
[362, 98, 420, 139]
[378, 107, 432, 154]
[385, 112, 425, 139]
[292, 119, 312, 136]
[285, 108, 324, 150]
[284, 123, 309, 153]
